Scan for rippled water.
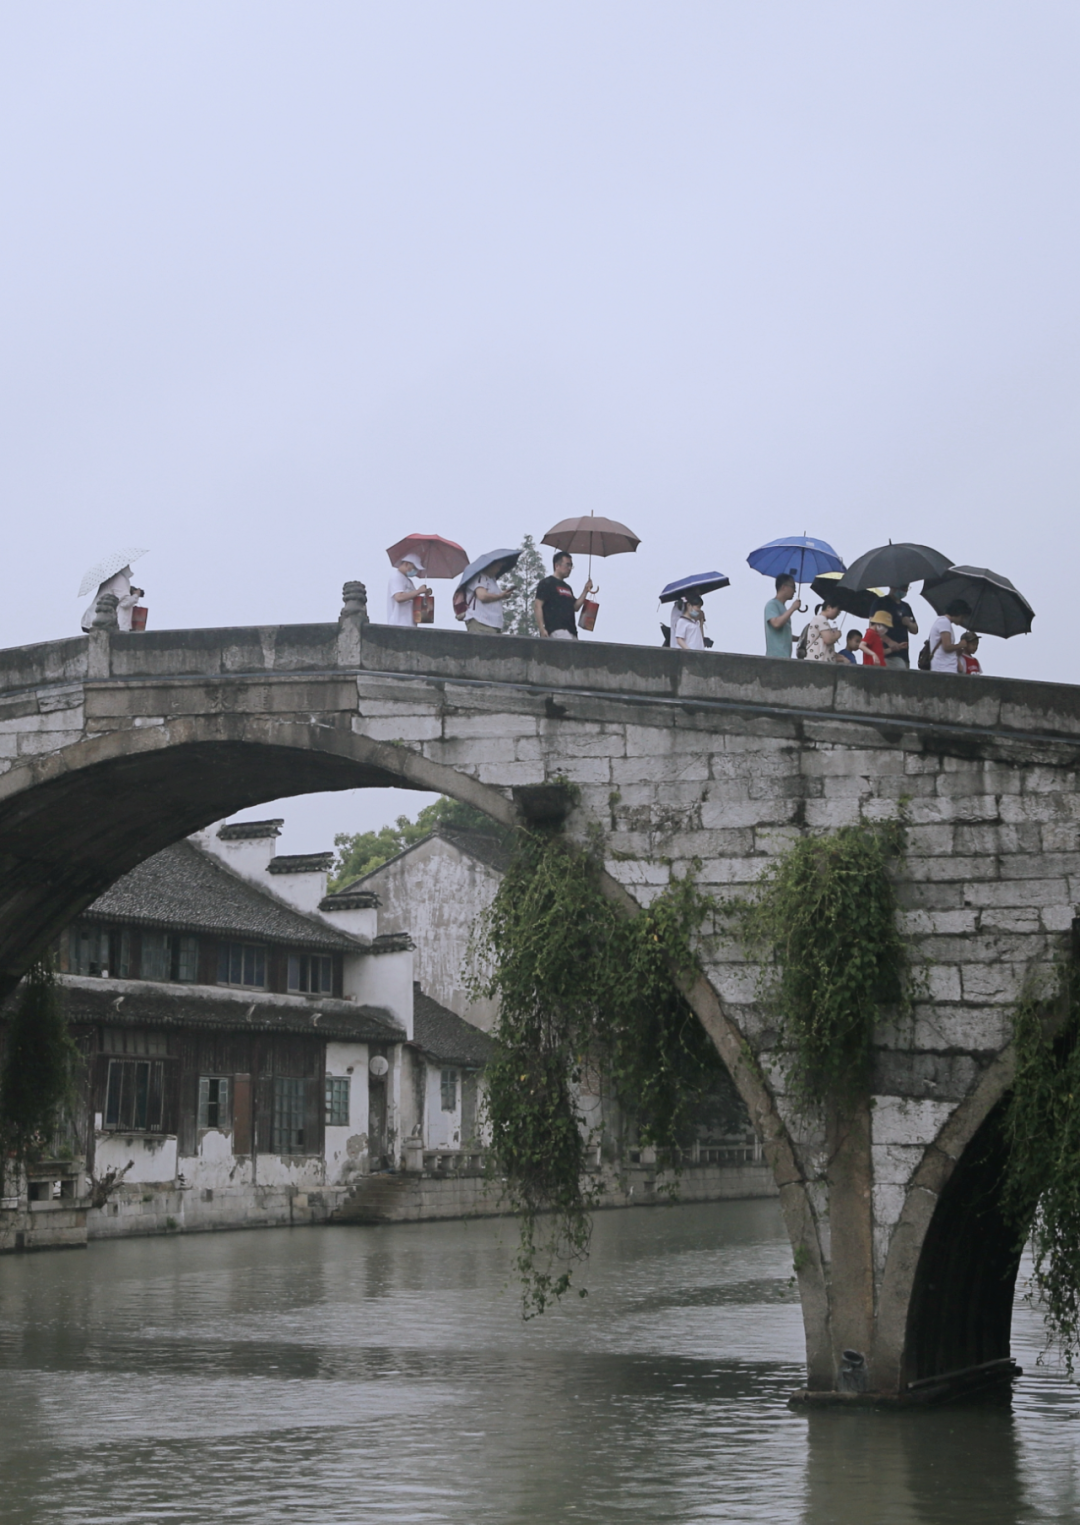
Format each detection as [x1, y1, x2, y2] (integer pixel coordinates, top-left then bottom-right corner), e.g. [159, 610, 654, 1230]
[0, 1200, 1077, 1523]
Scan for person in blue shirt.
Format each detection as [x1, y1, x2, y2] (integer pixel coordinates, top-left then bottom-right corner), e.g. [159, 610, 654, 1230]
[764, 575, 803, 658]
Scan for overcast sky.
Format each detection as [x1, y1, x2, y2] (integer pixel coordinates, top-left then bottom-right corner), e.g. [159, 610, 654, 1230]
[2, 3, 1077, 853]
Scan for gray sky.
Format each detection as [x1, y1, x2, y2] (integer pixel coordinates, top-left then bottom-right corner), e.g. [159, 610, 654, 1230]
[3, 3, 1078, 853]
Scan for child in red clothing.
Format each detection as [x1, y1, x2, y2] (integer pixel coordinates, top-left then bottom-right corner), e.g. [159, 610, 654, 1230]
[859, 610, 892, 667]
[958, 631, 982, 674]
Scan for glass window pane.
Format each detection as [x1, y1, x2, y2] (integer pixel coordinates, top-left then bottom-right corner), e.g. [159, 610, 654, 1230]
[287, 954, 301, 992]
[141, 932, 168, 982]
[176, 936, 198, 983]
[105, 1062, 122, 1126]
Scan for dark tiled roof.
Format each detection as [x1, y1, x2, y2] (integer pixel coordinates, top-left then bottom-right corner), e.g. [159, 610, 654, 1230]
[321, 888, 380, 911]
[268, 853, 334, 875]
[217, 819, 283, 839]
[412, 987, 494, 1067]
[27, 975, 406, 1043]
[84, 840, 360, 951]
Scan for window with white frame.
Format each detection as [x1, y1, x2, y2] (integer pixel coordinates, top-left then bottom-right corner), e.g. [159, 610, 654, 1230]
[288, 953, 333, 994]
[217, 942, 266, 988]
[197, 1076, 230, 1131]
[325, 1075, 349, 1127]
[440, 1069, 458, 1112]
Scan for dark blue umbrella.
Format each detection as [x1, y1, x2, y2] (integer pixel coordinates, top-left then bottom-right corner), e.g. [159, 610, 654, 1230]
[659, 572, 730, 604]
[456, 548, 521, 590]
[746, 535, 845, 585]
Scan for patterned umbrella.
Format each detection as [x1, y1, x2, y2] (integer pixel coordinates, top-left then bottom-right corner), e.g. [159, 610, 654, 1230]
[385, 534, 469, 579]
[77, 547, 148, 598]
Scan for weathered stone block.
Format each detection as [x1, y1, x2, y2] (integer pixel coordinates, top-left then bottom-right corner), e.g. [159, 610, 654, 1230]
[872, 1182, 907, 1229]
[963, 878, 1067, 908]
[960, 964, 1028, 1003]
[871, 1143, 925, 1185]
[872, 1096, 953, 1148]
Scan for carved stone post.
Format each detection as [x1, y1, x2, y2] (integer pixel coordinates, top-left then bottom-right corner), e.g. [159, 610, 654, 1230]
[337, 580, 368, 666]
[87, 592, 118, 679]
[91, 593, 119, 629]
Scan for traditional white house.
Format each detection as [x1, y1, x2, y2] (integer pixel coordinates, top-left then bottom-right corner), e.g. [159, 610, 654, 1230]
[0, 817, 491, 1248]
[352, 824, 510, 1030]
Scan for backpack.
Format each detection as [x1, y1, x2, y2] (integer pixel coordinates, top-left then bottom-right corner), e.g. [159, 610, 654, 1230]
[796, 624, 810, 660]
[660, 623, 671, 647]
[453, 585, 476, 622]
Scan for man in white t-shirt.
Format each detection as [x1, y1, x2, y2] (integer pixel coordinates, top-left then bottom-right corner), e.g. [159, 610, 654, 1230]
[386, 556, 431, 626]
[928, 599, 972, 673]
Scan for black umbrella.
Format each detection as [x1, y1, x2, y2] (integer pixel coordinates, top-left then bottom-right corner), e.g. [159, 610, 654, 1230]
[837, 542, 953, 592]
[809, 573, 886, 621]
[920, 565, 1034, 639]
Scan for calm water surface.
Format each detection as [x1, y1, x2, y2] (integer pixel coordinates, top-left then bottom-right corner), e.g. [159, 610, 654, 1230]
[0, 1200, 1077, 1524]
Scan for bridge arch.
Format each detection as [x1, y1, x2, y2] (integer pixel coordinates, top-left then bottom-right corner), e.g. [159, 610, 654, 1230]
[2, 618, 1078, 1394]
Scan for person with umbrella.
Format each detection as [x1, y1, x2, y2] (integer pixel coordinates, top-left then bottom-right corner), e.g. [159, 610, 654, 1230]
[926, 598, 973, 673]
[875, 584, 919, 669]
[386, 553, 432, 626]
[533, 551, 593, 640]
[78, 548, 148, 632]
[765, 575, 804, 658]
[456, 549, 520, 635]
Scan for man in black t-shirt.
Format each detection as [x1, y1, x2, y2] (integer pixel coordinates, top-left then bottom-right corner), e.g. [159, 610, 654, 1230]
[533, 552, 593, 639]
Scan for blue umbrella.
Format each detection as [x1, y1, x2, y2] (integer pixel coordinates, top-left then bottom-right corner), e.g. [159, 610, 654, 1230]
[746, 535, 845, 585]
[659, 571, 730, 604]
[456, 548, 522, 590]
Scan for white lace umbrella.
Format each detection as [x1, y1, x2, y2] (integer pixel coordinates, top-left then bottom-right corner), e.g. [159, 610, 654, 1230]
[77, 548, 149, 598]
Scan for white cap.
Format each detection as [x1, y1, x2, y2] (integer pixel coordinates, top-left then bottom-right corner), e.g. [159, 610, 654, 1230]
[399, 556, 425, 574]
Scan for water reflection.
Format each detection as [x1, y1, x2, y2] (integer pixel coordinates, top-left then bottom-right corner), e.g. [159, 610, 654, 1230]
[0, 1201, 1076, 1523]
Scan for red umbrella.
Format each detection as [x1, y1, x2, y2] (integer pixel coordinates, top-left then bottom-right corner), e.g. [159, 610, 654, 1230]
[385, 534, 469, 579]
[541, 513, 640, 578]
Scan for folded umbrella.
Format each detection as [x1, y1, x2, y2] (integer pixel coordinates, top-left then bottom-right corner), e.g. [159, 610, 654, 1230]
[456, 548, 522, 589]
[809, 571, 885, 621]
[386, 534, 469, 579]
[920, 566, 1034, 639]
[837, 542, 952, 592]
[77, 547, 149, 598]
[746, 536, 844, 585]
[659, 571, 730, 604]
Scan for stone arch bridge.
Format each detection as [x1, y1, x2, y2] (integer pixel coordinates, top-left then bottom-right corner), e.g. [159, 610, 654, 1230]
[2, 592, 1079, 1401]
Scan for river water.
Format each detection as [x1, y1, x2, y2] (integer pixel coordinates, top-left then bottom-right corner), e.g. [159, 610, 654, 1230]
[0, 1200, 1077, 1524]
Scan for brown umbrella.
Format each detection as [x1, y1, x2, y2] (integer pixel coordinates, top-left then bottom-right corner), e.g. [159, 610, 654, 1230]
[541, 512, 640, 578]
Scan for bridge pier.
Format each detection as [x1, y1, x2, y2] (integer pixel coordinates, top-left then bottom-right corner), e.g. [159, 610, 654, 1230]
[1, 613, 1077, 1394]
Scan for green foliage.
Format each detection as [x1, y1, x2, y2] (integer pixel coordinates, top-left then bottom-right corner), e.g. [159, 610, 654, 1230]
[1002, 971, 1080, 1370]
[500, 534, 548, 637]
[0, 958, 81, 1168]
[469, 829, 722, 1316]
[725, 819, 907, 1105]
[331, 795, 506, 889]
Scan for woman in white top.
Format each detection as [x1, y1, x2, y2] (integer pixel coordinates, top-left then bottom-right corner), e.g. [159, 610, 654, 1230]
[671, 593, 706, 651]
[928, 598, 973, 673]
[386, 556, 431, 626]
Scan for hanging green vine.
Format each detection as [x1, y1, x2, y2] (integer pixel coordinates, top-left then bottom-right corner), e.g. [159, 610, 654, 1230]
[468, 829, 723, 1317]
[724, 818, 907, 1106]
[0, 957, 81, 1178]
[1001, 970, 1080, 1370]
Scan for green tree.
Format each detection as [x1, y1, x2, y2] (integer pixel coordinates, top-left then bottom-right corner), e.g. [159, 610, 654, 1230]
[500, 534, 548, 637]
[0, 957, 81, 1171]
[330, 796, 505, 890]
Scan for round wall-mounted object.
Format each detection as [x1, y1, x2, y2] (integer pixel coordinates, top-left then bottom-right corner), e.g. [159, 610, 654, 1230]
[368, 1055, 389, 1079]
